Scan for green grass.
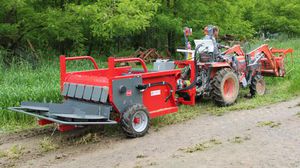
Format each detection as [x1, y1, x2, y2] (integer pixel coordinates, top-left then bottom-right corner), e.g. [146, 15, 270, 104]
[0, 38, 300, 132]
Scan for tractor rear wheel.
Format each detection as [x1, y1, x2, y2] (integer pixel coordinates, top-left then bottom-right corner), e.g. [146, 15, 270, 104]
[211, 68, 239, 106]
[121, 104, 150, 138]
[250, 75, 266, 97]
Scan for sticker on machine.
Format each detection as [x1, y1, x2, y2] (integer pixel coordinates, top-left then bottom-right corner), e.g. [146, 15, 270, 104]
[126, 90, 132, 96]
[151, 90, 161, 96]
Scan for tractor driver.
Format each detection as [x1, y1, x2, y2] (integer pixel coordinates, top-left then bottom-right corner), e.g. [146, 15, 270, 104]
[203, 25, 239, 71]
[203, 25, 229, 56]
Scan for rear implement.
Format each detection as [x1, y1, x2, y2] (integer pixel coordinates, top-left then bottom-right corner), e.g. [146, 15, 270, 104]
[9, 56, 180, 137]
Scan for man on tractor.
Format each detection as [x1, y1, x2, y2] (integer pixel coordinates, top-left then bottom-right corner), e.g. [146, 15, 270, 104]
[203, 25, 229, 56]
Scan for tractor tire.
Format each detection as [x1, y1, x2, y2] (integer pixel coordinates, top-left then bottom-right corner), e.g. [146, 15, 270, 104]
[120, 104, 150, 138]
[250, 75, 266, 97]
[211, 68, 239, 106]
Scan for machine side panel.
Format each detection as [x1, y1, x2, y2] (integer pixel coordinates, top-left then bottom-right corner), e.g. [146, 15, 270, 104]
[112, 77, 143, 113]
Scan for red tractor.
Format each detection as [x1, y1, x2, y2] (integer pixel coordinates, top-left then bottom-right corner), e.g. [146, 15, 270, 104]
[175, 40, 293, 106]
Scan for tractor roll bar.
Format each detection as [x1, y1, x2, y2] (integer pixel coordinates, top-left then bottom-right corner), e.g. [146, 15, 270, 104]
[108, 57, 148, 73]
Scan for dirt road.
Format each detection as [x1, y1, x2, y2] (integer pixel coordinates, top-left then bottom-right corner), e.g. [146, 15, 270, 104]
[1, 98, 300, 168]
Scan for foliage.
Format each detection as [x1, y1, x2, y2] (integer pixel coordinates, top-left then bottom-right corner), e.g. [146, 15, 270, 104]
[247, 0, 300, 36]
[1, 0, 300, 61]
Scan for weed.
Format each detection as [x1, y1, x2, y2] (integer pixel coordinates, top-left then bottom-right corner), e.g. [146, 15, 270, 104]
[39, 137, 59, 152]
[133, 166, 142, 168]
[209, 138, 223, 145]
[76, 133, 101, 145]
[136, 154, 147, 158]
[148, 162, 158, 166]
[257, 121, 281, 128]
[0, 145, 25, 159]
[228, 136, 251, 144]
[181, 138, 222, 153]
[0, 150, 7, 158]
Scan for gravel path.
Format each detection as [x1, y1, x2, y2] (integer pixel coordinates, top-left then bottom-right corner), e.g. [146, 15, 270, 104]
[1, 97, 300, 168]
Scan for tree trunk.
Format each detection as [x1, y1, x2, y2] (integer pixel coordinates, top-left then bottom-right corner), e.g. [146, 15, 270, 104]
[166, 0, 176, 56]
[87, 36, 94, 56]
[60, 0, 65, 10]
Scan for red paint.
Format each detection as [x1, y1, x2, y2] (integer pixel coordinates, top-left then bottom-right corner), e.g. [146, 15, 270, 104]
[58, 124, 76, 132]
[174, 60, 197, 106]
[223, 78, 235, 98]
[60, 55, 99, 90]
[133, 117, 140, 124]
[126, 90, 132, 96]
[38, 119, 53, 126]
[224, 45, 245, 56]
[60, 56, 181, 120]
[223, 44, 293, 77]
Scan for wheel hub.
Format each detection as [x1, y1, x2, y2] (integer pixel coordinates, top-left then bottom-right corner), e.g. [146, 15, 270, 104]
[223, 78, 235, 98]
[256, 79, 266, 95]
[133, 117, 141, 124]
[132, 111, 148, 133]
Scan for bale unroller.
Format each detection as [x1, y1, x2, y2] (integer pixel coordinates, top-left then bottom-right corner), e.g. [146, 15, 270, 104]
[9, 56, 180, 137]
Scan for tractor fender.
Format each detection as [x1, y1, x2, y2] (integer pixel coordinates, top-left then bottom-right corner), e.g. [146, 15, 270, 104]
[209, 62, 232, 79]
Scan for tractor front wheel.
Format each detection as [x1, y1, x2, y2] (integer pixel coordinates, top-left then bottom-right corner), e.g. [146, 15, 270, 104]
[211, 68, 239, 106]
[250, 75, 266, 97]
[121, 104, 150, 138]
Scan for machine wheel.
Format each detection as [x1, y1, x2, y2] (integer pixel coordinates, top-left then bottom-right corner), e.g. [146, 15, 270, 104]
[120, 104, 150, 138]
[250, 75, 266, 97]
[211, 68, 239, 106]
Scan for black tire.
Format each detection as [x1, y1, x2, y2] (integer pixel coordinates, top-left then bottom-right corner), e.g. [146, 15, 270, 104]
[250, 75, 266, 97]
[211, 68, 239, 106]
[120, 104, 150, 138]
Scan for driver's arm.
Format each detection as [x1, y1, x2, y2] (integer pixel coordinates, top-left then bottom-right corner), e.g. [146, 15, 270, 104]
[218, 44, 230, 49]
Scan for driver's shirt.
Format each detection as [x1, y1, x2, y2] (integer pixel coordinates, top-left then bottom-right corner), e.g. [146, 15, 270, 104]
[202, 35, 220, 55]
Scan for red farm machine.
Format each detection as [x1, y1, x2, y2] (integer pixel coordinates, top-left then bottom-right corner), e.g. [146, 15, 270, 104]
[8, 34, 294, 138]
[175, 41, 294, 106]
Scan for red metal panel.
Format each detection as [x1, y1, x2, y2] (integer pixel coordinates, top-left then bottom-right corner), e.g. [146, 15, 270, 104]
[142, 73, 179, 115]
[60, 55, 99, 90]
[60, 56, 182, 118]
[38, 119, 54, 126]
[58, 124, 76, 132]
[174, 60, 197, 106]
[149, 107, 178, 118]
[224, 45, 245, 56]
[60, 56, 66, 91]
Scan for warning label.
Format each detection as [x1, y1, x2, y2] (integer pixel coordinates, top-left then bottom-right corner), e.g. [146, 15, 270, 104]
[151, 90, 161, 96]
